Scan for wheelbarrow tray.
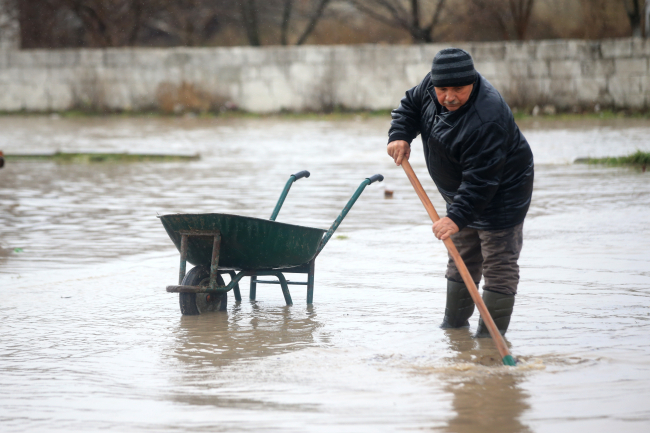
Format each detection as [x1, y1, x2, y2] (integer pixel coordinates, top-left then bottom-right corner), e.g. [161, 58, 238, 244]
[160, 213, 326, 270]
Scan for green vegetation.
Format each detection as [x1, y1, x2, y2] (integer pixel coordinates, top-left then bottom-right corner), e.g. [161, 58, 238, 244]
[2, 107, 649, 122]
[575, 150, 650, 168]
[513, 109, 650, 122]
[5, 152, 199, 163]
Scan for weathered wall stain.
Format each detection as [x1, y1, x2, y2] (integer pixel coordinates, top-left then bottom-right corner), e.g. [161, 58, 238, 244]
[155, 82, 228, 114]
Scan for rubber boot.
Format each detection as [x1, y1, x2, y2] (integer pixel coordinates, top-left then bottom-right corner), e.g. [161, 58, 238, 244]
[440, 280, 476, 328]
[474, 290, 515, 338]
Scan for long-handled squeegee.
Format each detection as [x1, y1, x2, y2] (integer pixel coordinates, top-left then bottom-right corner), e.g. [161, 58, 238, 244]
[401, 159, 516, 366]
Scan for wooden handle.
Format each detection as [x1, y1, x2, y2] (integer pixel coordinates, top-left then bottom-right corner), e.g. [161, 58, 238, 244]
[401, 159, 513, 363]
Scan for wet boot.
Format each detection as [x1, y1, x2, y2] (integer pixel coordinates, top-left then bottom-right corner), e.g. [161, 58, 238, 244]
[474, 290, 515, 338]
[440, 280, 475, 328]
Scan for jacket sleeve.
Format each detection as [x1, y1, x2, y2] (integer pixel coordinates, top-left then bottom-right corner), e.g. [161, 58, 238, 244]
[387, 76, 427, 144]
[446, 122, 508, 230]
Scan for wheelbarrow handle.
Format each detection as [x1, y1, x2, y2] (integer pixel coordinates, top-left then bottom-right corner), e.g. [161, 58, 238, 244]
[317, 174, 384, 254]
[292, 170, 310, 180]
[270, 170, 311, 221]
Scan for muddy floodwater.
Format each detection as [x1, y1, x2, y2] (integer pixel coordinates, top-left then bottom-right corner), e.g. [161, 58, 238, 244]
[1, 115, 649, 432]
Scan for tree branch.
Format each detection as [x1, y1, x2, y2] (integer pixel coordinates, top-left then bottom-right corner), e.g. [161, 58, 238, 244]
[410, 0, 420, 29]
[425, 0, 446, 34]
[67, 0, 112, 47]
[281, 0, 292, 45]
[239, 0, 261, 46]
[128, 0, 143, 45]
[296, 0, 330, 45]
[350, 0, 411, 29]
[349, 0, 403, 27]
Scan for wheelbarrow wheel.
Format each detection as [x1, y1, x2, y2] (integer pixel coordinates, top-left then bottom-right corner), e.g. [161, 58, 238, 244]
[179, 265, 227, 315]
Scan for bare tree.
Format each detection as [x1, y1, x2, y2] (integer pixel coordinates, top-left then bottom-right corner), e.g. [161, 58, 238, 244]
[239, 0, 261, 46]
[60, 0, 150, 47]
[645, 0, 650, 38]
[577, 0, 633, 39]
[239, 0, 332, 46]
[20, 0, 88, 48]
[294, 0, 331, 45]
[469, 0, 535, 40]
[0, 0, 19, 48]
[280, 0, 293, 45]
[145, 0, 227, 46]
[348, 0, 446, 43]
[509, 0, 535, 39]
[19, 0, 232, 48]
[622, 0, 643, 36]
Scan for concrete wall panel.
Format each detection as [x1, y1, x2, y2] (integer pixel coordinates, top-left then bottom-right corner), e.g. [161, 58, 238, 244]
[575, 78, 608, 103]
[0, 38, 648, 112]
[550, 60, 582, 77]
[601, 39, 633, 58]
[631, 39, 650, 56]
[470, 42, 506, 61]
[615, 58, 648, 75]
[47, 81, 75, 111]
[527, 60, 550, 78]
[537, 40, 570, 60]
[21, 70, 50, 110]
[77, 49, 105, 66]
[505, 42, 537, 60]
[580, 59, 615, 78]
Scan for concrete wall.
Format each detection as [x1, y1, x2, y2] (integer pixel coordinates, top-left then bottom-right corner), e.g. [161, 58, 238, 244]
[0, 38, 649, 113]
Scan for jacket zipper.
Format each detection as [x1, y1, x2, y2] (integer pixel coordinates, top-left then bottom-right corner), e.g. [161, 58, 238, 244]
[427, 89, 452, 128]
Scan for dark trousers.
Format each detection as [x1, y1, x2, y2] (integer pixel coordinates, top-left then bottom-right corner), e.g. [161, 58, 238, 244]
[445, 222, 524, 296]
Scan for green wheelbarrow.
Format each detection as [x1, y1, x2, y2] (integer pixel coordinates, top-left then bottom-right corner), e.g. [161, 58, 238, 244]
[160, 171, 384, 315]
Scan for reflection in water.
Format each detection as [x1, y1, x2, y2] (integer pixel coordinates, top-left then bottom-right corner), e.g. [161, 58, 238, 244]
[167, 302, 323, 411]
[0, 246, 10, 267]
[172, 304, 321, 369]
[441, 329, 531, 433]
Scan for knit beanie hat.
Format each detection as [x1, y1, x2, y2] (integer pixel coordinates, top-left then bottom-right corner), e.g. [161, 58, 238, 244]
[430, 48, 477, 87]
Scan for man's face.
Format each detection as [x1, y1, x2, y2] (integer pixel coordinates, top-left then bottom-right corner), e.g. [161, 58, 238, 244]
[434, 84, 474, 111]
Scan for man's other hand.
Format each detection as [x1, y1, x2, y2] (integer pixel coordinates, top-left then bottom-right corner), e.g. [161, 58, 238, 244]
[432, 217, 459, 240]
[387, 140, 410, 166]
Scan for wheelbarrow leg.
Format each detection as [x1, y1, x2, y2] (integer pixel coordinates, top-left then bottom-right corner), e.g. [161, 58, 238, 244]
[307, 260, 315, 305]
[179, 234, 188, 284]
[273, 272, 293, 306]
[209, 232, 222, 291]
[250, 277, 257, 301]
[226, 270, 242, 302]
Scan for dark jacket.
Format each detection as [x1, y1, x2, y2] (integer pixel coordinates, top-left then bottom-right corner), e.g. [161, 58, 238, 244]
[388, 72, 534, 231]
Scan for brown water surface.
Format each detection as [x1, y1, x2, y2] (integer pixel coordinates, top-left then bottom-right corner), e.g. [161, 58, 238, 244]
[0, 116, 649, 432]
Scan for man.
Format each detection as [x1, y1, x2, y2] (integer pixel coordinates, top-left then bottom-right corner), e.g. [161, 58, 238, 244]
[387, 48, 534, 337]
